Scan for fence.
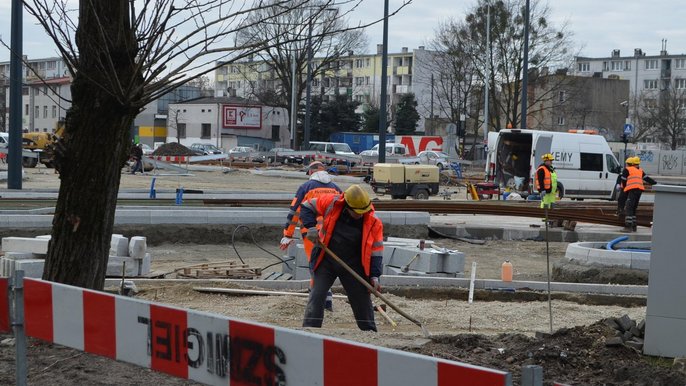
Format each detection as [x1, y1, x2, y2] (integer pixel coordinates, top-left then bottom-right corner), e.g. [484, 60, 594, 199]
[0, 274, 513, 386]
[621, 149, 686, 176]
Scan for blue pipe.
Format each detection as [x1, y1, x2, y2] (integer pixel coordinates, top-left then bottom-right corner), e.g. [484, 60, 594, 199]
[606, 236, 629, 250]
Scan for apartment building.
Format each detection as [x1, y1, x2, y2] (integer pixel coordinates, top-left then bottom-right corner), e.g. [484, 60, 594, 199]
[215, 45, 440, 132]
[1, 56, 71, 132]
[573, 46, 686, 145]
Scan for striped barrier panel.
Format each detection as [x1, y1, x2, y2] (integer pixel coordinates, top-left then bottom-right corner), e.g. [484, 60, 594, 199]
[0, 278, 512, 386]
[151, 156, 189, 163]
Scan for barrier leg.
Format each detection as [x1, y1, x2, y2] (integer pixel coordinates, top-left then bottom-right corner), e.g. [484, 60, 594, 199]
[149, 177, 157, 199]
[175, 187, 184, 205]
[11, 270, 27, 386]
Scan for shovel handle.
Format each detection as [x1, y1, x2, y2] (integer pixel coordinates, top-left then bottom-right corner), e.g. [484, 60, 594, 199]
[319, 243, 425, 330]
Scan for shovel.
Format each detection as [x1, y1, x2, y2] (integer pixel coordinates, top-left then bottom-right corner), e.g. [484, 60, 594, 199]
[319, 243, 431, 337]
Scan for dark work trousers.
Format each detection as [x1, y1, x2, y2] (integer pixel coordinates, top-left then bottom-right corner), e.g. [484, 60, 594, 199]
[624, 189, 643, 229]
[303, 253, 376, 331]
[616, 190, 627, 215]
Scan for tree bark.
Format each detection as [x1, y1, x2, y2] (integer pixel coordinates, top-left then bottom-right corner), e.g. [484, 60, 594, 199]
[42, 1, 141, 290]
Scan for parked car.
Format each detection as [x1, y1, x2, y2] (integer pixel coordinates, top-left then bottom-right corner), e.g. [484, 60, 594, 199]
[190, 143, 225, 155]
[417, 150, 452, 169]
[308, 141, 355, 156]
[360, 142, 407, 156]
[140, 144, 153, 155]
[229, 146, 264, 162]
[265, 148, 303, 164]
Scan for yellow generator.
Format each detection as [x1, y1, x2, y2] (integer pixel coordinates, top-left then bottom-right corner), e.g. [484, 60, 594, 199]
[371, 163, 439, 199]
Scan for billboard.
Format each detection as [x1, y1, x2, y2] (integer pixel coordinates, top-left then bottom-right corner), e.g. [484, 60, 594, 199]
[222, 105, 262, 129]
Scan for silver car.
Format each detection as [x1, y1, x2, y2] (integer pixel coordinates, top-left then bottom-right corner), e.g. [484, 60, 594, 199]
[417, 150, 452, 169]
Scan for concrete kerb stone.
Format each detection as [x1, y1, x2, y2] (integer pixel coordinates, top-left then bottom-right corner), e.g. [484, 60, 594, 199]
[2, 215, 53, 228]
[564, 241, 650, 270]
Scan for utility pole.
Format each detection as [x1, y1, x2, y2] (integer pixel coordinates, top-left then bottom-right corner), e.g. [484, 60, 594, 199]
[520, 0, 530, 130]
[8, 0, 23, 189]
[378, 0, 389, 163]
[303, 15, 314, 150]
[430, 73, 434, 135]
[290, 51, 297, 149]
[483, 2, 490, 142]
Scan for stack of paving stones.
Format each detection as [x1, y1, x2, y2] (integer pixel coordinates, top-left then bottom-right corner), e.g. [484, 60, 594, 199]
[604, 314, 646, 351]
[281, 237, 465, 279]
[0, 235, 151, 278]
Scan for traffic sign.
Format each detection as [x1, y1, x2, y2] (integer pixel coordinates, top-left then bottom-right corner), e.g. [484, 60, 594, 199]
[623, 123, 634, 136]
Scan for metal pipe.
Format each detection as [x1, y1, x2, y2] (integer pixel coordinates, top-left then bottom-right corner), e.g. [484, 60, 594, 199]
[520, 0, 530, 130]
[8, 0, 23, 189]
[378, 0, 389, 163]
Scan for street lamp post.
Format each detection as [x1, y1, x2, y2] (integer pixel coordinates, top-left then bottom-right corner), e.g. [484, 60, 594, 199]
[621, 100, 630, 162]
[378, 0, 389, 163]
[303, 16, 314, 151]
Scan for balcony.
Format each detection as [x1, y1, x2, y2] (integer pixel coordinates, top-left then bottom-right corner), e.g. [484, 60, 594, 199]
[393, 84, 410, 94]
[395, 66, 411, 75]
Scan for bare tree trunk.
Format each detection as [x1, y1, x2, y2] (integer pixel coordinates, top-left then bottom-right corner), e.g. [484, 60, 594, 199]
[42, 1, 141, 290]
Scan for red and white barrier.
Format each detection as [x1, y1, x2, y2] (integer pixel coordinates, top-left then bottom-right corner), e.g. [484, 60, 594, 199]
[1, 278, 512, 386]
[0, 278, 9, 333]
[150, 155, 190, 163]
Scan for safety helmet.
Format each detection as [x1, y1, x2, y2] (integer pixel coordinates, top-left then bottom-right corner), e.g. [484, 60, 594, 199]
[541, 153, 554, 161]
[307, 161, 326, 175]
[626, 156, 640, 165]
[344, 185, 372, 214]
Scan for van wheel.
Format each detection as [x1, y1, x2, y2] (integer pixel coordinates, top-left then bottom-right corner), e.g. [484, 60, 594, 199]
[22, 157, 38, 168]
[391, 195, 406, 200]
[413, 189, 429, 200]
[436, 163, 444, 169]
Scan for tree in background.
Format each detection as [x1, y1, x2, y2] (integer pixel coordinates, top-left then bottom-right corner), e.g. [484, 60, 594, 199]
[307, 94, 360, 141]
[21, 0, 383, 290]
[394, 93, 420, 135]
[635, 88, 686, 150]
[361, 105, 380, 133]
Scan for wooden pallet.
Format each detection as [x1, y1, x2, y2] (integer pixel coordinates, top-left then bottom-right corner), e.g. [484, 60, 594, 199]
[174, 261, 262, 279]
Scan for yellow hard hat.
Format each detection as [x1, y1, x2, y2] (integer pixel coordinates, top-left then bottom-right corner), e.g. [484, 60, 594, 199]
[541, 153, 554, 161]
[626, 156, 640, 165]
[344, 185, 372, 214]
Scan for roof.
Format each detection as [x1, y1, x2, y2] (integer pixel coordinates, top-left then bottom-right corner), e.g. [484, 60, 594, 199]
[174, 96, 262, 105]
[28, 76, 71, 86]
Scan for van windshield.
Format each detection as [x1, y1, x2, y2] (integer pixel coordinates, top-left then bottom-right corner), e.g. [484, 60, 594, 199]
[309, 143, 326, 151]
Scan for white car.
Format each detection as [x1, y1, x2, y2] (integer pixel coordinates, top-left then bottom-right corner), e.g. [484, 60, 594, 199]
[360, 143, 407, 156]
[417, 150, 452, 169]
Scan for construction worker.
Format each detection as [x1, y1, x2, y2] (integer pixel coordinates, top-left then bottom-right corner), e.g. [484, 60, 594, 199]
[280, 161, 341, 311]
[300, 185, 384, 331]
[535, 153, 558, 208]
[619, 157, 656, 232]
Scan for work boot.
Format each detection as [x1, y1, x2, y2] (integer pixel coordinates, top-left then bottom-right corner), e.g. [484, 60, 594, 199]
[632, 225, 638, 232]
[325, 290, 334, 312]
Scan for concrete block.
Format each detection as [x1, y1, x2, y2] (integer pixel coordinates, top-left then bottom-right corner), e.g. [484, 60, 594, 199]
[114, 210, 151, 225]
[3, 252, 41, 260]
[441, 251, 466, 273]
[150, 210, 208, 224]
[565, 243, 591, 263]
[292, 266, 310, 281]
[388, 212, 405, 225]
[587, 249, 631, 268]
[14, 259, 45, 278]
[128, 236, 147, 259]
[106, 256, 139, 277]
[405, 212, 430, 225]
[221, 211, 263, 224]
[35, 235, 52, 240]
[138, 253, 152, 276]
[110, 235, 129, 257]
[2, 237, 50, 254]
[261, 213, 286, 225]
[2, 215, 53, 228]
[382, 246, 446, 273]
[630, 252, 651, 271]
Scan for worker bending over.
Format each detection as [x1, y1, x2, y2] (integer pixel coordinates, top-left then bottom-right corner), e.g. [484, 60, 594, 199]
[280, 161, 341, 311]
[300, 185, 384, 331]
[535, 153, 558, 209]
[619, 157, 656, 232]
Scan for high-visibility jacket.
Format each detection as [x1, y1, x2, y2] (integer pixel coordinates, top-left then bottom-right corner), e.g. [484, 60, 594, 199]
[623, 166, 645, 192]
[283, 179, 341, 238]
[300, 193, 384, 278]
[535, 164, 553, 192]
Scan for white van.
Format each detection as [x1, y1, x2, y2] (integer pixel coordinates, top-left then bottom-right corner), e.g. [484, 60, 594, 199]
[485, 129, 622, 200]
[0, 132, 8, 148]
[360, 142, 407, 156]
[308, 141, 355, 156]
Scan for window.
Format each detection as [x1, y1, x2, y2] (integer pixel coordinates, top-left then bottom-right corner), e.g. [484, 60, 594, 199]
[47, 61, 56, 70]
[271, 125, 279, 141]
[577, 62, 590, 72]
[34, 106, 39, 118]
[645, 99, 657, 108]
[580, 153, 603, 171]
[177, 123, 186, 138]
[611, 61, 623, 71]
[25, 104, 29, 115]
[675, 79, 686, 89]
[602, 61, 609, 71]
[624, 61, 631, 71]
[52, 105, 57, 118]
[355, 77, 364, 86]
[557, 116, 565, 125]
[558, 91, 566, 102]
[644, 79, 658, 89]
[645, 59, 658, 70]
[201, 123, 211, 139]
[676, 59, 686, 69]
[365, 76, 370, 85]
[366, 58, 370, 67]
[606, 154, 621, 174]
[43, 106, 48, 118]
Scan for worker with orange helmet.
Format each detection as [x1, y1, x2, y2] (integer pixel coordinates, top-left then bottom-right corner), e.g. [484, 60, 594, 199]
[299, 185, 384, 331]
[535, 153, 558, 208]
[619, 156, 656, 232]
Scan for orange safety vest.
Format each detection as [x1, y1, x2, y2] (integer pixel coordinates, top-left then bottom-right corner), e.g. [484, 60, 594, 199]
[535, 165, 551, 191]
[284, 185, 340, 237]
[303, 194, 384, 276]
[624, 166, 645, 192]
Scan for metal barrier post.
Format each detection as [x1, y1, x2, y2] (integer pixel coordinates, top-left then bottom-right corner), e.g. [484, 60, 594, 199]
[11, 270, 27, 386]
[521, 365, 543, 386]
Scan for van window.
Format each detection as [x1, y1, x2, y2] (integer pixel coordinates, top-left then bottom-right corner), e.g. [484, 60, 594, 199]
[580, 153, 603, 171]
[395, 146, 406, 155]
[606, 154, 621, 174]
[332, 143, 352, 153]
[309, 143, 325, 151]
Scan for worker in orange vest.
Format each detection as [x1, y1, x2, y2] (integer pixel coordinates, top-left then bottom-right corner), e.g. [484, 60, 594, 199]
[535, 153, 557, 208]
[280, 161, 341, 311]
[619, 157, 656, 232]
[300, 185, 384, 331]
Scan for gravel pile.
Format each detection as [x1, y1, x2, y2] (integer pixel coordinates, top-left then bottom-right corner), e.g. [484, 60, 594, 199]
[151, 142, 196, 156]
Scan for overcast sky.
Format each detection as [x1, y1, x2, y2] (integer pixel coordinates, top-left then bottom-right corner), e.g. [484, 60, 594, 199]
[2, 0, 686, 62]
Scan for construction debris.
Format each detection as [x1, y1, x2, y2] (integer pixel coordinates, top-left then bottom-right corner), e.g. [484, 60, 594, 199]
[174, 260, 261, 279]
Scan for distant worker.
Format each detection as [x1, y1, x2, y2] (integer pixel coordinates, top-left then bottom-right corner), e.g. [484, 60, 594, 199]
[535, 153, 558, 209]
[130, 142, 143, 175]
[300, 185, 384, 331]
[280, 161, 341, 311]
[619, 157, 656, 232]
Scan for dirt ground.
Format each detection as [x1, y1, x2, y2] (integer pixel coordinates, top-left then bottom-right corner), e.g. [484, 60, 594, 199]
[2, 167, 685, 384]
